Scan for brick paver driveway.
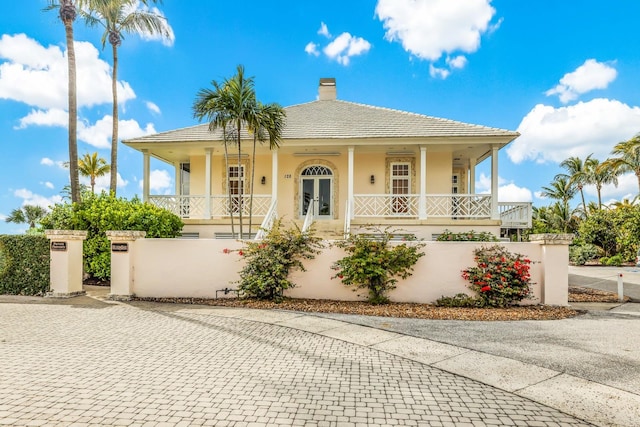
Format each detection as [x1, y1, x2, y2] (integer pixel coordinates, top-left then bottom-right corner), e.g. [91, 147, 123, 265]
[0, 298, 592, 426]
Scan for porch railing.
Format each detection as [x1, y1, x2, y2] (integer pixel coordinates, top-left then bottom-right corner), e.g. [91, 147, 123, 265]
[255, 199, 278, 240]
[353, 194, 420, 217]
[498, 202, 532, 228]
[425, 194, 492, 218]
[149, 195, 272, 219]
[301, 200, 315, 233]
[352, 194, 492, 219]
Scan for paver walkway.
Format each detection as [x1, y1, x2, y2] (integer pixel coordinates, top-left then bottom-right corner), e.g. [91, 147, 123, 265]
[0, 297, 593, 427]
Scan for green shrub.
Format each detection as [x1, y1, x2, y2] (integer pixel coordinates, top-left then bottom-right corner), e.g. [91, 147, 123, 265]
[569, 244, 600, 265]
[436, 229, 498, 242]
[462, 245, 534, 307]
[600, 255, 623, 266]
[40, 193, 183, 280]
[0, 235, 50, 296]
[234, 219, 323, 301]
[435, 293, 476, 307]
[332, 227, 425, 304]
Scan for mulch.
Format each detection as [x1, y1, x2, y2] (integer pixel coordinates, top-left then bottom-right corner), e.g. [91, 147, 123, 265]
[568, 286, 630, 303]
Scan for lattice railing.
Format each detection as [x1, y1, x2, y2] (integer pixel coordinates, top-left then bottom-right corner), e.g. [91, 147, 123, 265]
[149, 196, 206, 218]
[499, 202, 532, 228]
[353, 194, 420, 217]
[425, 194, 492, 218]
[150, 195, 271, 219]
[255, 199, 278, 240]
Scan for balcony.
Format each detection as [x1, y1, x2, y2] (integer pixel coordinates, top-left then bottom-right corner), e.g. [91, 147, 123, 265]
[149, 195, 272, 219]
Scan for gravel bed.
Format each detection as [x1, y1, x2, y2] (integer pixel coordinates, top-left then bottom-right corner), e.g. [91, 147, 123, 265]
[568, 286, 630, 302]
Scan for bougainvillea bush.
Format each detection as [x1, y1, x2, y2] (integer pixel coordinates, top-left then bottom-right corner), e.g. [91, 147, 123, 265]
[461, 245, 534, 307]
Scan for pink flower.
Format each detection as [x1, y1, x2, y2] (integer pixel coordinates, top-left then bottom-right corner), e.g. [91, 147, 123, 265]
[223, 248, 230, 254]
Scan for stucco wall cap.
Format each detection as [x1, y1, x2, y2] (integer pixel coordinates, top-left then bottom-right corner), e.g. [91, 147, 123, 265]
[529, 233, 574, 245]
[106, 230, 147, 241]
[44, 230, 88, 240]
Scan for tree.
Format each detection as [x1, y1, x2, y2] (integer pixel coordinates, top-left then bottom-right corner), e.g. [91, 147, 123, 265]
[45, 0, 81, 203]
[247, 102, 285, 233]
[540, 176, 576, 209]
[78, 152, 110, 193]
[602, 134, 640, 196]
[558, 155, 592, 216]
[193, 65, 259, 239]
[586, 158, 618, 208]
[5, 205, 48, 229]
[82, 0, 171, 195]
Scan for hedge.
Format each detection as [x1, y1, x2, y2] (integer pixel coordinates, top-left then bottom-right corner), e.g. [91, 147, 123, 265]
[0, 235, 50, 296]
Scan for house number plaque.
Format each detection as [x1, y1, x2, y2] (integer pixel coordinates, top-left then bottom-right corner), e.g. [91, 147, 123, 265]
[111, 243, 129, 253]
[50, 241, 67, 252]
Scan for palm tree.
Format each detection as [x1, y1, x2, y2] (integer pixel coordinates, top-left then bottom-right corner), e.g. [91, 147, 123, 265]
[45, 0, 81, 203]
[82, 0, 171, 195]
[193, 65, 258, 239]
[557, 155, 592, 216]
[540, 176, 576, 210]
[602, 134, 640, 195]
[247, 102, 285, 233]
[586, 158, 619, 208]
[5, 205, 48, 229]
[78, 152, 110, 193]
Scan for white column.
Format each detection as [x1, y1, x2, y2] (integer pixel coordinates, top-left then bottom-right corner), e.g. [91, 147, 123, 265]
[174, 162, 180, 195]
[204, 148, 212, 219]
[142, 149, 150, 203]
[271, 149, 278, 202]
[491, 146, 499, 220]
[348, 146, 354, 219]
[419, 146, 427, 219]
[469, 157, 476, 194]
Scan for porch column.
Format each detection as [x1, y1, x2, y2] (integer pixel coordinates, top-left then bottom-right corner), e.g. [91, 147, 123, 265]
[491, 146, 499, 220]
[142, 149, 150, 203]
[204, 148, 212, 219]
[271, 149, 278, 202]
[348, 146, 354, 219]
[419, 146, 427, 219]
[469, 157, 476, 194]
[174, 162, 180, 194]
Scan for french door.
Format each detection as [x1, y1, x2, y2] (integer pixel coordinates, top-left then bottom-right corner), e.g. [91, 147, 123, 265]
[300, 166, 333, 219]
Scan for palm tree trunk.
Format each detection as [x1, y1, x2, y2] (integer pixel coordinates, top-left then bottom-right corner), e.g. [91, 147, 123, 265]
[237, 122, 243, 239]
[579, 186, 587, 217]
[110, 42, 119, 195]
[636, 171, 640, 197]
[249, 135, 257, 236]
[63, 4, 80, 203]
[597, 185, 602, 208]
[223, 128, 235, 238]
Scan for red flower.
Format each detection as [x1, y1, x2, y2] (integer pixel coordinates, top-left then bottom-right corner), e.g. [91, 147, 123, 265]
[238, 250, 244, 256]
[480, 285, 491, 292]
[223, 248, 230, 254]
[338, 274, 344, 279]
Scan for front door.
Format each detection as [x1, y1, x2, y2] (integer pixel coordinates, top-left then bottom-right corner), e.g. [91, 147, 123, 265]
[300, 166, 333, 218]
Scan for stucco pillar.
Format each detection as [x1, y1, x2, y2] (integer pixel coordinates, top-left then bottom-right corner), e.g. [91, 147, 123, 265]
[491, 146, 499, 220]
[45, 230, 88, 298]
[530, 234, 574, 306]
[174, 162, 180, 194]
[142, 149, 150, 203]
[348, 146, 354, 219]
[204, 148, 212, 219]
[419, 146, 427, 219]
[272, 149, 278, 202]
[469, 157, 476, 194]
[106, 230, 146, 301]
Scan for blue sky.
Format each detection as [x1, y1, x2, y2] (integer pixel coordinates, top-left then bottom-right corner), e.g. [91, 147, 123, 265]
[1, 0, 640, 233]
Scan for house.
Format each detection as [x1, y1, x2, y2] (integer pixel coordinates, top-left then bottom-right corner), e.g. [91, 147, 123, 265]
[123, 78, 531, 239]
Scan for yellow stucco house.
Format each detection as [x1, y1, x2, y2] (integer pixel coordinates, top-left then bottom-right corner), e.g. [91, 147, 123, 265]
[124, 78, 531, 239]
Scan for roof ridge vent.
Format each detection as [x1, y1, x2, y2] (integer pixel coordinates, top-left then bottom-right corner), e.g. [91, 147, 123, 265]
[318, 78, 336, 101]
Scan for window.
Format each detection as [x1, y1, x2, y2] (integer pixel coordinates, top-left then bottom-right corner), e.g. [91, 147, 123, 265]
[391, 162, 410, 213]
[228, 165, 245, 213]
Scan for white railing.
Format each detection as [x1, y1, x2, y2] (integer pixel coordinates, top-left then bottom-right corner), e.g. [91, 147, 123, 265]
[302, 200, 315, 233]
[343, 200, 351, 238]
[353, 194, 420, 217]
[149, 195, 271, 219]
[499, 202, 532, 228]
[254, 199, 278, 240]
[425, 194, 492, 218]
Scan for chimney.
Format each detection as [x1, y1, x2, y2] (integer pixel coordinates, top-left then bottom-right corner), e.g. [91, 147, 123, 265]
[318, 78, 337, 101]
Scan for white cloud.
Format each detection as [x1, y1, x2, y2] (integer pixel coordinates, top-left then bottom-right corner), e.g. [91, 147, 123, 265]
[0, 34, 136, 111]
[40, 157, 54, 166]
[546, 59, 617, 104]
[446, 55, 467, 69]
[429, 64, 449, 79]
[139, 169, 173, 193]
[14, 188, 62, 209]
[534, 191, 546, 200]
[375, 0, 496, 62]
[304, 42, 320, 57]
[77, 115, 156, 148]
[0, 213, 6, 221]
[43, 181, 54, 189]
[323, 32, 371, 66]
[16, 108, 68, 129]
[584, 172, 637, 201]
[88, 173, 129, 193]
[475, 173, 531, 202]
[507, 98, 640, 164]
[146, 101, 161, 114]
[318, 22, 331, 38]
